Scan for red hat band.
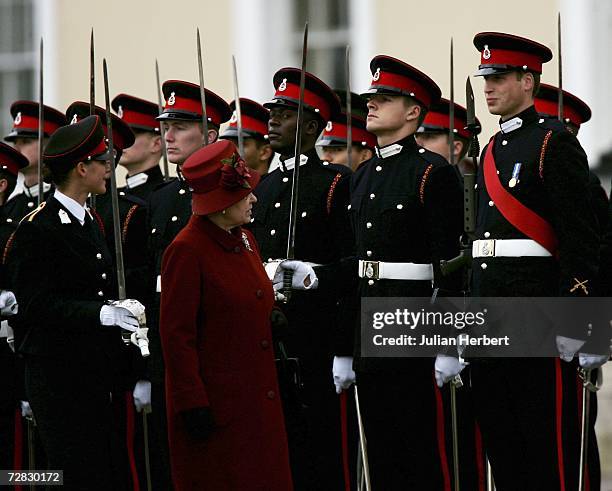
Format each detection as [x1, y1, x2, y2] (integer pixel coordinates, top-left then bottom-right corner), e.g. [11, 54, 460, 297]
[535, 98, 582, 128]
[274, 81, 332, 121]
[229, 113, 268, 136]
[370, 70, 433, 107]
[13, 113, 61, 136]
[119, 107, 159, 131]
[164, 93, 221, 126]
[480, 47, 542, 73]
[323, 121, 376, 148]
[424, 112, 470, 139]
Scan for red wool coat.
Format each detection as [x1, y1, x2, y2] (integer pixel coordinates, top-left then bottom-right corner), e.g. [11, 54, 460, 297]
[160, 215, 293, 491]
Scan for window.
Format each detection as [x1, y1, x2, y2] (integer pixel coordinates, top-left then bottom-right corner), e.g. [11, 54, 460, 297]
[0, 0, 36, 138]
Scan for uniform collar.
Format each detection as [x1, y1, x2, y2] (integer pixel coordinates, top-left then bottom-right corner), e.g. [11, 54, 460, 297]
[196, 215, 245, 251]
[53, 189, 91, 225]
[125, 172, 149, 189]
[499, 105, 538, 134]
[279, 153, 309, 172]
[375, 135, 417, 159]
[24, 181, 51, 198]
[6, 173, 25, 202]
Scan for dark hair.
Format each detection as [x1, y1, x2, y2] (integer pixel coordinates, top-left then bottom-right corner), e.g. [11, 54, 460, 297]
[0, 170, 17, 198]
[404, 96, 428, 127]
[42, 160, 75, 187]
[516, 71, 541, 97]
[304, 110, 324, 134]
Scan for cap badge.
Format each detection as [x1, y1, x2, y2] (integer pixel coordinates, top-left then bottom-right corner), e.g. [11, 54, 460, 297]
[117, 105, 124, 118]
[14, 112, 22, 126]
[325, 121, 333, 132]
[278, 78, 288, 92]
[168, 92, 176, 106]
[70, 113, 78, 124]
[373, 67, 381, 82]
[483, 45, 491, 60]
[229, 110, 238, 124]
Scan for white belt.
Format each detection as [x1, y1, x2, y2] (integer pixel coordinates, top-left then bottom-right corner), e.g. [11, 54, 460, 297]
[472, 239, 552, 258]
[358, 260, 433, 281]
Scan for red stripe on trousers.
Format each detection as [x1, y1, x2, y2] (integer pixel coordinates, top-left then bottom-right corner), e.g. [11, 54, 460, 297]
[433, 374, 451, 491]
[339, 390, 351, 491]
[125, 392, 141, 491]
[555, 358, 566, 491]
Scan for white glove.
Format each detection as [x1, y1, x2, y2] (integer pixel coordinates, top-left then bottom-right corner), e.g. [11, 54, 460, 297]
[434, 354, 467, 388]
[20, 401, 33, 419]
[332, 356, 355, 394]
[273, 260, 319, 291]
[556, 335, 585, 362]
[579, 353, 609, 370]
[100, 305, 139, 332]
[133, 380, 152, 413]
[0, 290, 18, 316]
[130, 327, 150, 358]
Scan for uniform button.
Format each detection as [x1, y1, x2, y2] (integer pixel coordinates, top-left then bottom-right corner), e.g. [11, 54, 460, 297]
[282, 177, 289, 183]
[496, 170, 500, 175]
[6, 218, 12, 223]
[418, 148, 425, 154]
[179, 188, 186, 195]
[488, 200, 494, 207]
[375, 165, 382, 172]
[256, 289, 263, 298]
[96, 253, 102, 259]
[538, 118, 545, 124]
[366, 250, 372, 257]
[366, 222, 372, 229]
[261, 340, 270, 349]
[270, 229, 276, 236]
[323, 161, 329, 166]
[274, 202, 281, 208]
[119, 191, 125, 196]
[396, 204, 403, 210]
[347, 204, 352, 210]
[234, 246, 241, 253]
[250, 218, 254, 223]
[301, 211, 307, 218]
[171, 216, 178, 222]
[97, 290, 104, 297]
[484, 232, 491, 238]
[474, 184, 478, 190]
[368, 280, 374, 286]
[101, 273, 107, 279]
[481, 263, 488, 270]
[27, 202, 34, 208]
[151, 228, 156, 234]
[502, 140, 508, 146]
[267, 390, 276, 399]
[267, 258, 273, 262]
[370, 193, 375, 199]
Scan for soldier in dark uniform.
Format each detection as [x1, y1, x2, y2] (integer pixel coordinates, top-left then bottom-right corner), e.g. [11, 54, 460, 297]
[7, 115, 146, 490]
[317, 91, 376, 171]
[463, 32, 607, 490]
[330, 55, 463, 489]
[112, 94, 165, 199]
[220, 98, 273, 175]
[0, 142, 27, 471]
[146, 80, 231, 490]
[3, 101, 66, 221]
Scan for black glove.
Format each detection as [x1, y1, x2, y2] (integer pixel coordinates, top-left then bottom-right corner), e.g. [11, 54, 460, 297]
[270, 307, 289, 341]
[180, 407, 215, 441]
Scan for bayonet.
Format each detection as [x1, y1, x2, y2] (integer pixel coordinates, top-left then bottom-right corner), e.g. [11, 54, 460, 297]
[558, 13, 564, 122]
[196, 29, 209, 146]
[155, 59, 170, 180]
[37, 37, 43, 206]
[449, 38, 455, 166]
[231, 55, 244, 157]
[90, 30, 97, 209]
[345, 45, 353, 171]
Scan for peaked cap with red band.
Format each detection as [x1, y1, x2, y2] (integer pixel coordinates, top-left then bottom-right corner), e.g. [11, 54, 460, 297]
[5, 101, 67, 142]
[111, 93, 160, 133]
[418, 98, 482, 140]
[156, 80, 231, 127]
[0, 142, 28, 176]
[318, 91, 376, 149]
[182, 139, 260, 216]
[473, 32, 553, 76]
[264, 67, 340, 123]
[221, 98, 269, 140]
[43, 115, 111, 168]
[66, 101, 135, 152]
[362, 55, 441, 109]
[534, 83, 591, 129]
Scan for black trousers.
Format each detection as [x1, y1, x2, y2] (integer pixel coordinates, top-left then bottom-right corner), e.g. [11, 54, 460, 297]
[25, 356, 125, 491]
[356, 361, 452, 490]
[470, 358, 600, 491]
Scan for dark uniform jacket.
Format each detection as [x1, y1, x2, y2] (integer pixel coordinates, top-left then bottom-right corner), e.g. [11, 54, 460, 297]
[345, 135, 463, 371]
[4, 183, 53, 223]
[120, 166, 164, 201]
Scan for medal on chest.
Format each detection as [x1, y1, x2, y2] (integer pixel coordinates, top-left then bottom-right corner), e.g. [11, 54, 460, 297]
[508, 162, 522, 188]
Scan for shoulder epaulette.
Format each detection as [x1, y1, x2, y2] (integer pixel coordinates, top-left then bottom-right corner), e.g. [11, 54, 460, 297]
[20, 202, 46, 224]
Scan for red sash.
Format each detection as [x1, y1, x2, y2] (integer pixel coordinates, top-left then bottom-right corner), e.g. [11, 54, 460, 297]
[483, 138, 558, 256]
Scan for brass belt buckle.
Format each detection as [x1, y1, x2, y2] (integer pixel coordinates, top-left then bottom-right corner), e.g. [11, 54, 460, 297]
[362, 260, 380, 280]
[478, 239, 495, 257]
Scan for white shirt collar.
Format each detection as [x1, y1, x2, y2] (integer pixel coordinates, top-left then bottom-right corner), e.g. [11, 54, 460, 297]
[6, 172, 25, 202]
[499, 116, 523, 134]
[280, 154, 309, 172]
[126, 172, 149, 189]
[24, 182, 51, 198]
[375, 143, 403, 159]
[269, 153, 281, 173]
[54, 189, 90, 225]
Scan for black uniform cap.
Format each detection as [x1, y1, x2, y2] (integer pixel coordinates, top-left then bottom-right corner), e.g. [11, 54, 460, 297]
[5, 101, 67, 142]
[111, 93, 160, 133]
[221, 98, 269, 140]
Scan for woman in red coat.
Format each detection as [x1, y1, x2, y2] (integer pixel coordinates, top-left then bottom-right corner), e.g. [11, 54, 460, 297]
[160, 139, 293, 490]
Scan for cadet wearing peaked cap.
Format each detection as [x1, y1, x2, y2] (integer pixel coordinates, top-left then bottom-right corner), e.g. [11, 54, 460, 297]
[111, 94, 164, 200]
[221, 98, 273, 175]
[249, 67, 353, 490]
[317, 91, 376, 171]
[7, 115, 145, 491]
[464, 32, 605, 491]
[334, 54, 463, 489]
[3, 101, 67, 222]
